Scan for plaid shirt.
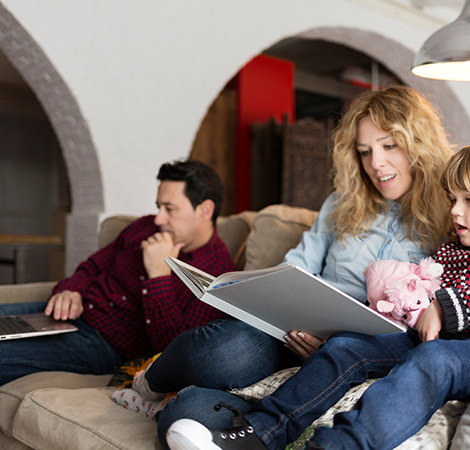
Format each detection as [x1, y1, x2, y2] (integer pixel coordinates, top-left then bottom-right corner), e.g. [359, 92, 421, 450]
[52, 216, 236, 359]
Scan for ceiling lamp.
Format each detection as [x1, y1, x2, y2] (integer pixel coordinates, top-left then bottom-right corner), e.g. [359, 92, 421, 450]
[412, 0, 470, 81]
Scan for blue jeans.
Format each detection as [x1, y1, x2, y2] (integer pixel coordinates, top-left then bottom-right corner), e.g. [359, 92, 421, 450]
[0, 302, 125, 385]
[144, 318, 300, 447]
[155, 323, 420, 450]
[311, 338, 470, 450]
[146, 318, 301, 393]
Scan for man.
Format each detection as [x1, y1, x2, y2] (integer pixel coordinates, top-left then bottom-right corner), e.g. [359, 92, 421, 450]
[0, 160, 236, 386]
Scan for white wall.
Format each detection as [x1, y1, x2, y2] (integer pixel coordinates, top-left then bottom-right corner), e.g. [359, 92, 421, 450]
[1, 0, 469, 219]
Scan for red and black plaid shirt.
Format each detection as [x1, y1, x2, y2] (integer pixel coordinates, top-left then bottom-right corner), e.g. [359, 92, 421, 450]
[52, 215, 236, 359]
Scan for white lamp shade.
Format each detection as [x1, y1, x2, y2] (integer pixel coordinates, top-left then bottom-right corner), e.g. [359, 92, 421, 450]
[412, 1, 470, 81]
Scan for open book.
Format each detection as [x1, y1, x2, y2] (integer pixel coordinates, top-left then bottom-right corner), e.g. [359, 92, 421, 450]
[166, 257, 407, 342]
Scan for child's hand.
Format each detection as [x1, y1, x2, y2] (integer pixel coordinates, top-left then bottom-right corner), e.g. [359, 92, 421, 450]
[416, 300, 443, 342]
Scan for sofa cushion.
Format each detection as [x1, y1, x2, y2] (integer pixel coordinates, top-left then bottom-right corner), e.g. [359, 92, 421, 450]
[244, 204, 318, 270]
[0, 429, 32, 450]
[450, 403, 470, 449]
[0, 282, 56, 305]
[217, 211, 256, 269]
[12, 387, 162, 450]
[99, 215, 137, 249]
[230, 367, 300, 402]
[0, 371, 112, 438]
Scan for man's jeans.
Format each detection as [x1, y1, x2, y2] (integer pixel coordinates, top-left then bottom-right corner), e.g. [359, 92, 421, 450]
[153, 318, 420, 450]
[0, 302, 125, 386]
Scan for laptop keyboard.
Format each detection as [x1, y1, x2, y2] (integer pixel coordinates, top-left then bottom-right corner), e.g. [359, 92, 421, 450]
[0, 316, 36, 335]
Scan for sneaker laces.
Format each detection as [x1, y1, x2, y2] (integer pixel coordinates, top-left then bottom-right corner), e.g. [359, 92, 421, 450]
[213, 401, 248, 428]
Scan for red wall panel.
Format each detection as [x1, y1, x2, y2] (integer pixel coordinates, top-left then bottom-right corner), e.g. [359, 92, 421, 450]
[236, 54, 294, 212]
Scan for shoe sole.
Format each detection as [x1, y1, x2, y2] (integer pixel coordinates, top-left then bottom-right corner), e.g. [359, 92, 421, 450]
[167, 419, 222, 450]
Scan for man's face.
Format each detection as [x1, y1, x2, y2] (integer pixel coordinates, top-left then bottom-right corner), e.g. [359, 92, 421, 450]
[154, 181, 204, 252]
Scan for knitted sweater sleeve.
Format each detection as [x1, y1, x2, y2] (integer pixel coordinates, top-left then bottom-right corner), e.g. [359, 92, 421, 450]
[435, 268, 470, 336]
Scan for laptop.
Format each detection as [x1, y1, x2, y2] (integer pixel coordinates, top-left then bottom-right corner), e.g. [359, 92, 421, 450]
[0, 313, 78, 341]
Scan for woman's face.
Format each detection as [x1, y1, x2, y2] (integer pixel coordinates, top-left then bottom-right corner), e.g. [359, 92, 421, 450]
[356, 116, 412, 201]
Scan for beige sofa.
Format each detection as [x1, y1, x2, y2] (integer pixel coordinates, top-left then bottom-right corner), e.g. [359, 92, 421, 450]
[0, 204, 468, 450]
[0, 204, 317, 450]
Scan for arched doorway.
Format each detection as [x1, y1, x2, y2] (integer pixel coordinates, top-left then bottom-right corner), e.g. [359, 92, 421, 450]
[0, 69, 69, 284]
[0, 3, 104, 277]
[191, 27, 470, 215]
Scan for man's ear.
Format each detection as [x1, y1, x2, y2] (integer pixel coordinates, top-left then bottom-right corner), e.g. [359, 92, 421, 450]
[197, 199, 215, 222]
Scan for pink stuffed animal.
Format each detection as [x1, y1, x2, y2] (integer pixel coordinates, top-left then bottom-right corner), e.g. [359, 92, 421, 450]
[363, 257, 443, 329]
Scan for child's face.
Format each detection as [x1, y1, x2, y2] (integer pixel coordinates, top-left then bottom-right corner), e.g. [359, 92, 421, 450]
[450, 189, 470, 247]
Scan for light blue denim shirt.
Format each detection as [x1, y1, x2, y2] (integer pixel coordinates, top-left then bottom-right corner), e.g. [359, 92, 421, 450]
[282, 191, 429, 303]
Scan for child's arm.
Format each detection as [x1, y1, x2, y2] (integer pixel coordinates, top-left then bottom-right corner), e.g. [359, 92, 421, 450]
[431, 266, 470, 337]
[435, 285, 470, 335]
[416, 300, 443, 342]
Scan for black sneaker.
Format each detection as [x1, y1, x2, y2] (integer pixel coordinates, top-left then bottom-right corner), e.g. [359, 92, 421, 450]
[167, 402, 267, 450]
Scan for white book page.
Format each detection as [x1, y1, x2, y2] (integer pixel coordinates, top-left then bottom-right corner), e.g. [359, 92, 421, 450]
[209, 264, 290, 289]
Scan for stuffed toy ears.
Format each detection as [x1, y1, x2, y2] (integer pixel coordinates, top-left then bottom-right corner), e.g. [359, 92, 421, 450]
[413, 258, 443, 295]
[376, 300, 395, 313]
[414, 257, 443, 281]
[427, 263, 444, 279]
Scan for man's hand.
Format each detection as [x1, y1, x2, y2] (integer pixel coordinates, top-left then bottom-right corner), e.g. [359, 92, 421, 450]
[416, 300, 443, 342]
[141, 231, 185, 278]
[285, 331, 325, 361]
[45, 290, 84, 321]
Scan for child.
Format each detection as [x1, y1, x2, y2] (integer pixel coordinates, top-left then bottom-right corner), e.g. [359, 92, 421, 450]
[165, 145, 470, 450]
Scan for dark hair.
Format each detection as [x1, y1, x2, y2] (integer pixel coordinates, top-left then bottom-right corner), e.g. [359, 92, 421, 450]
[157, 159, 224, 225]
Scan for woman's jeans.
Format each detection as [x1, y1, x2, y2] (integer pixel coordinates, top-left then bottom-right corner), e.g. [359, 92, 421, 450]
[0, 302, 125, 385]
[145, 318, 301, 394]
[310, 338, 470, 450]
[149, 318, 421, 449]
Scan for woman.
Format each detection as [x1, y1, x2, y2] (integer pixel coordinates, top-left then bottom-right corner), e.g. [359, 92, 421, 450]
[167, 146, 470, 450]
[116, 85, 455, 449]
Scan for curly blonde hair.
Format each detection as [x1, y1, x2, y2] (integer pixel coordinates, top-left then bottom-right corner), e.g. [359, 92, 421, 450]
[329, 85, 454, 253]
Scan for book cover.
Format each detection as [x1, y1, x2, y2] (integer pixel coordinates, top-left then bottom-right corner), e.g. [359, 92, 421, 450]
[166, 257, 406, 342]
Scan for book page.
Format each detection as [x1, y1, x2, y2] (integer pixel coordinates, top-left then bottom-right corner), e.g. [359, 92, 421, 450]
[209, 264, 290, 289]
[183, 266, 214, 289]
[165, 257, 216, 297]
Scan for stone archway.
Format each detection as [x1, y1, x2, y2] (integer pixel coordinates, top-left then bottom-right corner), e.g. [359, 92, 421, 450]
[0, 4, 103, 275]
[298, 26, 470, 150]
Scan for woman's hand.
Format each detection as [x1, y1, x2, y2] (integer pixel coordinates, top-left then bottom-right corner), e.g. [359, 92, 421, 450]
[416, 300, 443, 342]
[285, 331, 325, 361]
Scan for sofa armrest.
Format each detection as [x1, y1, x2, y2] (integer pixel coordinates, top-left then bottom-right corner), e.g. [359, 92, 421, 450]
[0, 281, 56, 305]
